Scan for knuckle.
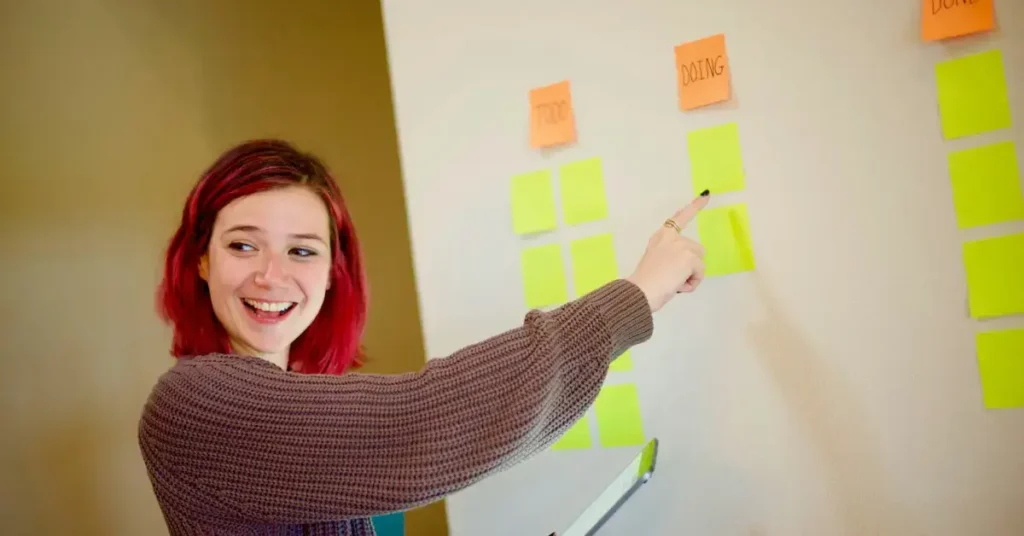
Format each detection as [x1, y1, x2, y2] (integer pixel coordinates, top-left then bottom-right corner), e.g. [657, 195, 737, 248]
[683, 238, 705, 257]
[676, 238, 698, 252]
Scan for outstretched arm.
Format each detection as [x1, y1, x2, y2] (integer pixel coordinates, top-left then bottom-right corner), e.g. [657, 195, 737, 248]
[139, 279, 653, 524]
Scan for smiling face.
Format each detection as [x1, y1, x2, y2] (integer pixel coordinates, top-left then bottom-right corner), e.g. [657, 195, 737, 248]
[199, 185, 333, 366]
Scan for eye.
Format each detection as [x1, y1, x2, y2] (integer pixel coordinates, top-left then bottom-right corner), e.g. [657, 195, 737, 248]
[228, 241, 256, 252]
[290, 247, 318, 258]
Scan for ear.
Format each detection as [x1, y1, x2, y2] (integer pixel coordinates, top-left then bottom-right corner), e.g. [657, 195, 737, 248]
[198, 254, 210, 281]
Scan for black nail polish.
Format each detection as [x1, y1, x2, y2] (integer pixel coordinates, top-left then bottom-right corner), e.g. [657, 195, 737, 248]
[700, 189, 710, 197]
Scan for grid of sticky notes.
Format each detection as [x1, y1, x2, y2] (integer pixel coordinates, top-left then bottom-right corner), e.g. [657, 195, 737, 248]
[687, 122, 757, 276]
[932, 42, 1022, 409]
[511, 158, 616, 310]
[508, 157, 647, 451]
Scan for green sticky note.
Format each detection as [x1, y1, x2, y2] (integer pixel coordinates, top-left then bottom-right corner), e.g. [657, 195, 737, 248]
[594, 383, 646, 448]
[559, 157, 609, 225]
[636, 439, 656, 479]
[510, 169, 557, 235]
[697, 203, 756, 276]
[569, 233, 618, 296]
[935, 49, 1012, 140]
[976, 329, 1024, 409]
[609, 350, 633, 372]
[949, 141, 1024, 228]
[687, 122, 745, 196]
[963, 232, 1024, 319]
[552, 415, 591, 450]
[520, 243, 568, 309]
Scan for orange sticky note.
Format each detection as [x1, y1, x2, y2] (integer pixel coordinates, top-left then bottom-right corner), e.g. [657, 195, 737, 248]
[922, 0, 994, 41]
[529, 80, 577, 149]
[674, 34, 731, 111]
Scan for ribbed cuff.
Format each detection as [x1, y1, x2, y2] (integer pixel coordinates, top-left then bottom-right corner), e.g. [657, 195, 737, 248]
[585, 279, 654, 353]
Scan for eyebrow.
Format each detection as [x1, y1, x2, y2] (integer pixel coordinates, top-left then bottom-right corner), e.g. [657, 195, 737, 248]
[223, 225, 328, 245]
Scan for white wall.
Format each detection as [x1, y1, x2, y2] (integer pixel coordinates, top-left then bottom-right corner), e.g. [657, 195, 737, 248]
[380, 2, 1024, 534]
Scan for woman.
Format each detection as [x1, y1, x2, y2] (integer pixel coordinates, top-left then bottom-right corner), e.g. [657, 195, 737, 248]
[139, 139, 709, 535]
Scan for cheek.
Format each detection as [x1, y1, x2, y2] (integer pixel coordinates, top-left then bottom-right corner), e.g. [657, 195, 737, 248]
[206, 253, 251, 297]
[296, 261, 332, 304]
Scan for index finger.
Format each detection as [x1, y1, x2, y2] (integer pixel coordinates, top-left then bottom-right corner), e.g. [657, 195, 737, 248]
[668, 190, 711, 229]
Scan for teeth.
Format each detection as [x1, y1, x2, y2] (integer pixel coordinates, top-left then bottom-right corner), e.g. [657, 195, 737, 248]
[243, 299, 294, 312]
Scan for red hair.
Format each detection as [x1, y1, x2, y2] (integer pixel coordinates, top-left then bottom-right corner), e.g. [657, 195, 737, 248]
[157, 139, 367, 374]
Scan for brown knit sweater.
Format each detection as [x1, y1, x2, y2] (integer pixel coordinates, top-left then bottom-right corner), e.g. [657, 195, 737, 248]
[138, 279, 653, 535]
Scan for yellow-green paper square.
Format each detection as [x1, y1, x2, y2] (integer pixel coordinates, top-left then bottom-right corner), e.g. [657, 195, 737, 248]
[936, 49, 1013, 140]
[963, 232, 1024, 319]
[551, 415, 591, 450]
[949, 141, 1024, 228]
[569, 233, 618, 296]
[594, 383, 645, 447]
[510, 169, 557, 235]
[609, 350, 632, 372]
[520, 244, 568, 309]
[687, 122, 745, 196]
[697, 203, 756, 276]
[559, 157, 609, 225]
[975, 329, 1024, 409]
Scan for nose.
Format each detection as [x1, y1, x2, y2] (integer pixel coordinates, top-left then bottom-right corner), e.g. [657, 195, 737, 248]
[253, 251, 288, 288]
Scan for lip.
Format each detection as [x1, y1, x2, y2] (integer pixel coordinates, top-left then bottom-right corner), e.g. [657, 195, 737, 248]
[240, 298, 297, 325]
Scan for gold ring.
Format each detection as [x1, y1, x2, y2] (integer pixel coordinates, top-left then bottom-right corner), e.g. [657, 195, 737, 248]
[663, 218, 681, 233]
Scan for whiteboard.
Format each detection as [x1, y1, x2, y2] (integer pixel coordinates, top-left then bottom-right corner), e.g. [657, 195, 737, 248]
[379, 1, 1024, 534]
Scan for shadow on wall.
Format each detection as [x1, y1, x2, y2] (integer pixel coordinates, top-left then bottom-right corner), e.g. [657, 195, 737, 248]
[747, 277, 914, 535]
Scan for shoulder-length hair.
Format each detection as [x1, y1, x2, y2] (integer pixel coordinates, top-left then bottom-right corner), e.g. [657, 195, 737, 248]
[157, 139, 367, 374]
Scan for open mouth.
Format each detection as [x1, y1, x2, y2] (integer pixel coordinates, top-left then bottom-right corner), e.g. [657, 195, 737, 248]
[241, 298, 297, 321]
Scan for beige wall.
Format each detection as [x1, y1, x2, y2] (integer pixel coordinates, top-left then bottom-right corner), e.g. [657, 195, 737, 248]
[381, 0, 1024, 533]
[0, 1, 446, 534]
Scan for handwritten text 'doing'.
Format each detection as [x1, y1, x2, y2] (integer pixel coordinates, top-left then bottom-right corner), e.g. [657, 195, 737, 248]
[680, 55, 726, 87]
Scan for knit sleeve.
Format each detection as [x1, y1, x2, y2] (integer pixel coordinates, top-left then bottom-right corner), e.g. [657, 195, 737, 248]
[139, 279, 653, 525]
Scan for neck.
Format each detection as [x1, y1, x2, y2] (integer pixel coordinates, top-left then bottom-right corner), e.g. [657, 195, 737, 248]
[257, 352, 289, 370]
[230, 339, 289, 370]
